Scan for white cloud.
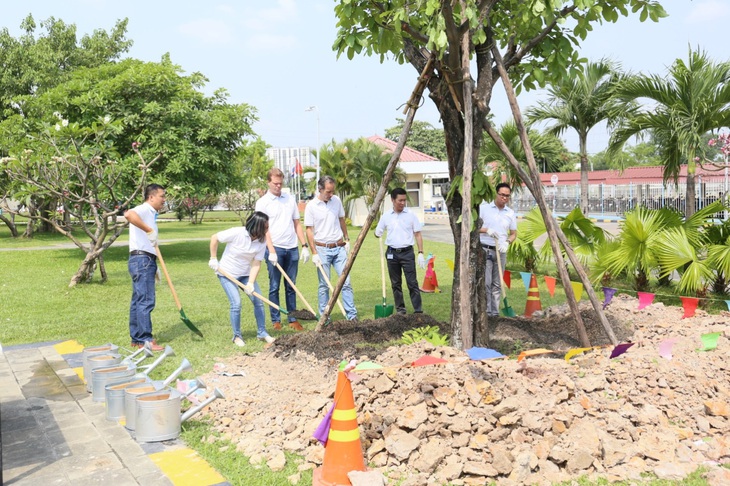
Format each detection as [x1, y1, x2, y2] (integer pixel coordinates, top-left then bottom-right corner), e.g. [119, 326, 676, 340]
[687, 0, 730, 24]
[244, 33, 298, 52]
[241, 0, 298, 30]
[216, 4, 236, 16]
[178, 19, 234, 45]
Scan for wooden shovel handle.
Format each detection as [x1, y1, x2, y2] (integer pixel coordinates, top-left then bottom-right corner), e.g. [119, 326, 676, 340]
[155, 246, 182, 311]
[378, 237, 387, 301]
[275, 262, 317, 317]
[315, 261, 347, 316]
[217, 267, 285, 312]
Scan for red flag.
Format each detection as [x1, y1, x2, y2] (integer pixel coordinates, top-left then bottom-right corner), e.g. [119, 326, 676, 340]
[295, 158, 303, 175]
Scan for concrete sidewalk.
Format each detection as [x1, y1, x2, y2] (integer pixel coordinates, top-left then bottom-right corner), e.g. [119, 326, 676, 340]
[0, 343, 173, 485]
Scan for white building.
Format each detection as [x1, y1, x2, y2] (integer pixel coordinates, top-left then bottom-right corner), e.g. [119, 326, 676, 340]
[265, 146, 313, 177]
[349, 135, 450, 226]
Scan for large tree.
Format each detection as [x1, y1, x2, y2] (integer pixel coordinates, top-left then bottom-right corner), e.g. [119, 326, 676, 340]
[384, 119, 447, 160]
[527, 60, 627, 215]
[334, 0, 666, 347]
[608, 48, 730, 217]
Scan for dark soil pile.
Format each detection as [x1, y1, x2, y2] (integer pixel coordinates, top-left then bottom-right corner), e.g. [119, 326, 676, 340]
[273, 305, 634, 363]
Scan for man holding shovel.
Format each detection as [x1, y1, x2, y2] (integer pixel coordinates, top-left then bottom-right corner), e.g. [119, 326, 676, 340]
[304, 175, 358, 321]
[375, 187, 426, 315]
[479, 183, 517, 317]
[255, 168, 310, 331]
[125, 184, 166, 352]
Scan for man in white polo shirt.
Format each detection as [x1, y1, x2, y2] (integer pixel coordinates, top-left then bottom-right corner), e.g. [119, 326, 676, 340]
[124, 184, 166, 352]
[479, 182, 517, 317]
[375, 187, 426, 315]
[304, 175, 358, 320]
[255, 168, 310, 331]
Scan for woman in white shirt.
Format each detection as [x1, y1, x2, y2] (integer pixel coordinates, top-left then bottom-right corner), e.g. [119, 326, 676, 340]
[208, 211, 275, 346]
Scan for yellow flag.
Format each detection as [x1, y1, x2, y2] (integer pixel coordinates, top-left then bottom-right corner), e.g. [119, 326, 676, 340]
[564, 347, 592, 362]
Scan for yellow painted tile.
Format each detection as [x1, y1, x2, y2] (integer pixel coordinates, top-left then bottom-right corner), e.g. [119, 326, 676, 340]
[54, 340, 85, 355]
[73, 367, 84, 382]
[150, 448, 225, 486]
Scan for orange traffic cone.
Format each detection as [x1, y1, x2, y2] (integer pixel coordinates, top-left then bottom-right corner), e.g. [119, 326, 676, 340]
[524, 274, 542, 317]
[420, 255, 440, 293]
[313, 372, 367, 486]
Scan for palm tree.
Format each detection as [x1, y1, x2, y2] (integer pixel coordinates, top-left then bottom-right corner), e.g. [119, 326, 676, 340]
[350, 139, 406, 209]
[479, 121, 567, 191]
[527, 60, 626, 215]
[608, 48, 730, 218]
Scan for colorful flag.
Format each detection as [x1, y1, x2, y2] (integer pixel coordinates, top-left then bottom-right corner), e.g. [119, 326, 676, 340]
[637, 292, 655, 310]
[698, 332, 721, 352]
[609, 342, 634, 358]
[680, 297, 699, 319]
[544, 275, 557, 297]
[658, 338, 677, 360]
[295, 158, 303, 175]
[520, 272, 532, 292]
[602, 287, 617, 309]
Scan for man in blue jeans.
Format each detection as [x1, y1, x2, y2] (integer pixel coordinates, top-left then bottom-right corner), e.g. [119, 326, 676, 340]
[304, 175, 358, 321]
[125, 184, 166, 351]
[255, 168, 310, 331]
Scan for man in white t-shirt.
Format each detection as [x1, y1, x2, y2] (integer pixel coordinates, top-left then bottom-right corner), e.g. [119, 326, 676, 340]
[479, 182, 517, 317]
[124, 184, 166, 352]
[255, 168, 310, 331]
[304, 175, 358, 320]
[375, 187, 426, 315]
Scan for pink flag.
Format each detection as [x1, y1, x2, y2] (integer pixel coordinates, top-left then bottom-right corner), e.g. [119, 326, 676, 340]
[658, 338, 677, 360]
[412, 355, 448, 367]
[637, 292, 655, 310]
[680, 296, 699, 319]
[609, 342, 635, 359]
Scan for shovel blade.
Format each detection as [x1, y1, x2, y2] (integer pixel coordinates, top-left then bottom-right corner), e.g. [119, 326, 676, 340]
[501, 299, 516, 317]
[179, 309, 204, 338]
[374, 304, 394, 319]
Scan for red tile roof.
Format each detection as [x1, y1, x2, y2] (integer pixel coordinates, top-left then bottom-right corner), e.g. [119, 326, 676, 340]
[367, 135, 439, 162]
[540, 164, 729, 186]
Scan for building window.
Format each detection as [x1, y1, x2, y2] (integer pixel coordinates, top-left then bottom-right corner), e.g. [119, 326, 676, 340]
[407, 181, 421, 207]
[431, 177, 449, 197]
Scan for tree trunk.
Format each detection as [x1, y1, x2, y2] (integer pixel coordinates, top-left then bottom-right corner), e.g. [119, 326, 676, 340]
[579, 135, 590, 215]
[685, 172, 696, 217]
[0, 214, 18, 237]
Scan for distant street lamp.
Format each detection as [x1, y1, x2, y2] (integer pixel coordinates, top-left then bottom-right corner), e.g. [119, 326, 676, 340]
[305, 105, 320, 183]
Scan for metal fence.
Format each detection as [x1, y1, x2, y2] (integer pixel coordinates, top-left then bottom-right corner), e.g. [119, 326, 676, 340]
[513, 179, 730, 218]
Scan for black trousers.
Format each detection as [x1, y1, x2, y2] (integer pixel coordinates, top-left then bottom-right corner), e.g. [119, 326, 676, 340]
[386, 246, 422, 314]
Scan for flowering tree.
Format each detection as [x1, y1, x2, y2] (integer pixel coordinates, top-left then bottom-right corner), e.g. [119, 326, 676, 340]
[1, 115, 158, 287]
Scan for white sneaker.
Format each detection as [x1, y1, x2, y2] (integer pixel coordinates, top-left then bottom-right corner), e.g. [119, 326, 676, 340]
[259, 335, 275, 345]
[233, 337, 245, 347]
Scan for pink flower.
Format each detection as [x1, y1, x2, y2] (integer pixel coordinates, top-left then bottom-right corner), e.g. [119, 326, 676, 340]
[132, 142, 140, 151]
[708, 139, 717, 147]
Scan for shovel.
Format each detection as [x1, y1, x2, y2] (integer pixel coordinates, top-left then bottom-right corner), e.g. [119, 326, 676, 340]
[494, 246, 516, 317]
[216, 267, 289, 316]
[155, 246, 204, 338]
[314, 261, 348, 317]
[274, 262, 318, 318]
[374, 237, 394, 318]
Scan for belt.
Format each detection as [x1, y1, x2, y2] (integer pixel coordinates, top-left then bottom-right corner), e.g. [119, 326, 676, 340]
[481, 244, 496, 251]
[315, 240, 345, 249]
[388, 246, 412, 253]
[130, 250, 156, 259]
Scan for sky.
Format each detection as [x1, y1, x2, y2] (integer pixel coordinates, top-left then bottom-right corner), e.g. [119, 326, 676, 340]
[3, 1, 730, 156]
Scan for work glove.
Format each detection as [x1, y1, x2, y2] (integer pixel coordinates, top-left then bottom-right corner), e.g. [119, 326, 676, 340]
[242, 282, 254, 296]
[485, 227, 497, 238]
[312, 254, 321, 266]
[300, 246, 310, 264]
[498, 241, 509, 254]
[344, 241, 351, 254]
[155, 267, 161, 284]
[146, 229, 158, 246]
[267, 252, 278, 265]
[208, 258, 219, 271]
[417, 253, 426, 269]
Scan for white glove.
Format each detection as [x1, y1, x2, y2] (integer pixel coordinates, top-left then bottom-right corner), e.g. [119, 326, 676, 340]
[344, 241, 351, 253]
[312, 254, 321, 266]
[417, 253, 426, 269]
[267, 252, 278, 265]
[208, 258, 219, 271]
[146, 229, 158, 246]
[155, 267, 161, 284]
[242, 282, 254, 296]
[301, 246, 310, 264]
[485, 228, 497, 238]
[498, 241, 509, 253]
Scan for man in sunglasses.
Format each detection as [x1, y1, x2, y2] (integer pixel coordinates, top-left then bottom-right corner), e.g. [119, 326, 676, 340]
[479, 183, 517, 317]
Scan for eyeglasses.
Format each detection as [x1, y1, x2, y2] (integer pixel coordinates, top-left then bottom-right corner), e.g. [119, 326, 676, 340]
[497, 193, 511, 198]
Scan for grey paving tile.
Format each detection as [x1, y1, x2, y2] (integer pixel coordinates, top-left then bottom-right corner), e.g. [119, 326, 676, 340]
[137, 471, 175, 486]
[60, 451, 125, 481]
[1, 462, 71, 486]
[72, 467, 139, 485]
[1, 413, 39, 433]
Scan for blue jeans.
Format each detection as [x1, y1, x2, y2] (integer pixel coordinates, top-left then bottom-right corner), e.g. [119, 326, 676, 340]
[217, 275, 269, 339]
[265, 246, 299, 323]
[484, 248, 506, 317]
[316, 246, 357, 320]
[128, 253, 157, 344]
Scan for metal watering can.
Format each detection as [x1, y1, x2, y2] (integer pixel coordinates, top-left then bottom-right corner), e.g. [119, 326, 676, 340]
[82, 343, 120, 392]
[90, 345, 155, 402]
[123, 355, 193, 431]
[135, 387, 225, 443]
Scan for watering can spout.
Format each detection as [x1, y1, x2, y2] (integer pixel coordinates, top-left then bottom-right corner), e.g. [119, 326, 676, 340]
[182, 377, 206, 398]
[181, 388, 225, 423]
[125, 347, 154, 366]
[161, 358, 193, 389]
[142, 345, 175, 376]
